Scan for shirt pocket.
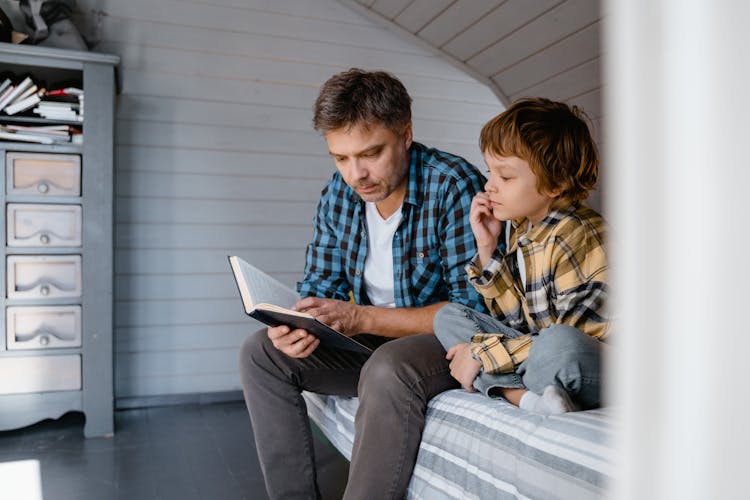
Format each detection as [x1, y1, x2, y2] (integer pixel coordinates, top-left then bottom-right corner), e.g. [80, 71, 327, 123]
[409, 245, 443, 296]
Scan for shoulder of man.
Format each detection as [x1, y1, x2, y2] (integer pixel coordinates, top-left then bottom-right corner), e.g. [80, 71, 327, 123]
[413, 142, 485, 194]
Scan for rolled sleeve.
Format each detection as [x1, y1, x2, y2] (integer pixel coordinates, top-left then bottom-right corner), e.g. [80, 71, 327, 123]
[469, 334, 507, 375]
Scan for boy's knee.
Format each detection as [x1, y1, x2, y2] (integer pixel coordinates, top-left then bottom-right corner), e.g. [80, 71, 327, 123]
[433, 302, 465, 324]
[524, 325, 603, 405]
[532, 324, 597, 361]
[433, 302, 473, 347]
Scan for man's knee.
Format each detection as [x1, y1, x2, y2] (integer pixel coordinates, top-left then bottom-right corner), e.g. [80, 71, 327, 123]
[359, 340, 411, 395]
[358, 335, 442, 400]
[239, 328, 271, 382]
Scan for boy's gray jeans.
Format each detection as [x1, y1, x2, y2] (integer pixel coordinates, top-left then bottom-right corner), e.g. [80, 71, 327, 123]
[433, 302, 605, 408]
[239, 328, 459, 500]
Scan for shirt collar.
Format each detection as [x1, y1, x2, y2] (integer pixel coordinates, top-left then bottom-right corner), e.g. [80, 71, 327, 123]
[403, 142, 425, 208]
[512, 205, 578, 245]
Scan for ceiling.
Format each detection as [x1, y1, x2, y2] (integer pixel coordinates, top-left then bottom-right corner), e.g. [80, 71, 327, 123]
[340, 0, 602, 141]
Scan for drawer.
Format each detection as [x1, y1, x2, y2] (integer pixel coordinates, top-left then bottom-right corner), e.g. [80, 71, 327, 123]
[0, 355, 80, 394]
[6, 255, 82, 299]
[5, 152, 81, 197]
[7, 204, 82, 247]
[6, 305, 82, 350]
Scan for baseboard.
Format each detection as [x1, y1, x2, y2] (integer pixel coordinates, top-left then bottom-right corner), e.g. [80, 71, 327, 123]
[115, 390, 244, 410]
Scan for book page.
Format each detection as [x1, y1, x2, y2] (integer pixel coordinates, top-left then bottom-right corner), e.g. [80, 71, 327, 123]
[255, 303, 312, 318]
[229, 256, 300, 311]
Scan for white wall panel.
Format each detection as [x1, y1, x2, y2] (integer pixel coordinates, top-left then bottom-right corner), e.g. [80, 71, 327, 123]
[466, 0, 599, 76]
[492, 22, 601, 96]
[418, 1, 504, 48]
[75, 0, 501, 400]
[441, 0, 560, 62]
[508, 58, 601, 104]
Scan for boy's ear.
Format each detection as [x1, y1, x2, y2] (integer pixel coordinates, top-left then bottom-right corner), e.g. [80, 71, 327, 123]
[547, 185, 564, 198]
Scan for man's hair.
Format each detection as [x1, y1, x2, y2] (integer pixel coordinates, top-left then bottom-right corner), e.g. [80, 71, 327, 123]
[480, 97, 599, 206]
[313, 68, 412, 133]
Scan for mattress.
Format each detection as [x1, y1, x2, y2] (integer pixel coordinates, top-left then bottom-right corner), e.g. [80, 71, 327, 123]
[303, 389, 613, 499]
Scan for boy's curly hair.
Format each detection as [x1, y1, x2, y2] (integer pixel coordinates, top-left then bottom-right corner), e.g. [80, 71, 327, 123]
[480, 97, 599, 207]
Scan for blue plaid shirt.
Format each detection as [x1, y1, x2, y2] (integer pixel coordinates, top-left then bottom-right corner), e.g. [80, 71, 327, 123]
[297, 142, 488, 312]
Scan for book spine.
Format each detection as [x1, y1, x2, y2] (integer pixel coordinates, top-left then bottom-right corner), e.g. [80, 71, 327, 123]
[3, 90, 44, 116]
[0, 77, 33, 113]
[0, 129, 55, 145]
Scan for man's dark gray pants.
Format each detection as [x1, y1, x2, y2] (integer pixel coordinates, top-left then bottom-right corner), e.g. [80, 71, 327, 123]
[239, 328, 459, 500]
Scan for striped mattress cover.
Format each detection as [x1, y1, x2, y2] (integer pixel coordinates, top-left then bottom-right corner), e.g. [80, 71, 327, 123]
[302, 389, 613, 499]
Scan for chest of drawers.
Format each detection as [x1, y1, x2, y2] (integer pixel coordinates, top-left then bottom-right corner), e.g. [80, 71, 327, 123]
[0, 44, 118, 438]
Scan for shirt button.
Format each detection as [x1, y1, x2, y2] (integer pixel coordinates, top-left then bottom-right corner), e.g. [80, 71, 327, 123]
[355, 269, 362, 276]
[418, 252, 425, 258]
[360, 231, 366, 237]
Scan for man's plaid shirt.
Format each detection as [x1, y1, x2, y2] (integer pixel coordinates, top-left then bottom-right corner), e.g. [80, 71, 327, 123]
[467, 204, 609, 371]
[297, 142, 488, 313]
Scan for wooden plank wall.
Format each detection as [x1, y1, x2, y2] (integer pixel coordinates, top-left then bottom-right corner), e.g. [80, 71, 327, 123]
[350, 0, 604, 210]
[73, 0, 501, 400]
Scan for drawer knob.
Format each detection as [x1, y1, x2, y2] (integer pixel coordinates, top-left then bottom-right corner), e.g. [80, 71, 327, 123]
[39, 335, 50, 346]
[40, 285, 50, 296]
[40, 234, 50, 245]
[37, 182, 50, 194]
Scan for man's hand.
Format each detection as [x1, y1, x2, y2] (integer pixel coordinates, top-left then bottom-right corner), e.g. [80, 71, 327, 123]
[293, 297, 366, 336]
[446, 342, 482, 392]
[267, 324, 320, 358]
[470, 192, 503, 267]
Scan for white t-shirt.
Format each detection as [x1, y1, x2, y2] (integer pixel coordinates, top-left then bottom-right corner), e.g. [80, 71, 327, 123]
[363, 202, 403, 308]
[506, 221, 527, 290]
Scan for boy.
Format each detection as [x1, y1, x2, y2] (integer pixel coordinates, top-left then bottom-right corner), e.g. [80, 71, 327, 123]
[433, 97, 609, 414]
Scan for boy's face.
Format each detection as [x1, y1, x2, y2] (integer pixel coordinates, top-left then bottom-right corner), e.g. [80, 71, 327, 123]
[325, 121, 412, 216]
[483, 152, 559, 225]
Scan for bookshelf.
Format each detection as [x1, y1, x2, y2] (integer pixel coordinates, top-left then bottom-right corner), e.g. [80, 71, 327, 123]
[0, 43, 118, 438]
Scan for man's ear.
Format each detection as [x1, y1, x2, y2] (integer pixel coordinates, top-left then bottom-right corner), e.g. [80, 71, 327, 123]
[403, 122, 413, 149]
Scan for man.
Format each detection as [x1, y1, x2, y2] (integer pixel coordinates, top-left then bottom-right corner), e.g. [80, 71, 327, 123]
[239, 68, 488, 500]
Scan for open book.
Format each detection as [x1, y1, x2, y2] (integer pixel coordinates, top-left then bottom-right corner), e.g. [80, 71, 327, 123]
[228, 256, 372, 354]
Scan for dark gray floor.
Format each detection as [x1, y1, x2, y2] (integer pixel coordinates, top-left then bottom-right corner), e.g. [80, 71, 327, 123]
[0, 401, 350, 500]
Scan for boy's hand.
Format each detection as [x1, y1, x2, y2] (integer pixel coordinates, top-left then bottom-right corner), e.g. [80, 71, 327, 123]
[446, 342, 482, 392]
[471, 192, 503, 265]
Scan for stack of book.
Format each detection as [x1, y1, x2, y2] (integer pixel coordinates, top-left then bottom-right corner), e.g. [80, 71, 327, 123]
[0, 74, 84, 144]
[0, 124, 82, 145]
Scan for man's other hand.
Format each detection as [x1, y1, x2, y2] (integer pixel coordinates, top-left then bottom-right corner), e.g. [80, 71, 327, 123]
[293, 297, 364, 336]
[267, 324, 320, 358]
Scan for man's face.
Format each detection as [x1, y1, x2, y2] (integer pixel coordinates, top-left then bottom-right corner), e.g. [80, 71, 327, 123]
[483, 152, 559, 225]
[325, 122, 412, 206]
